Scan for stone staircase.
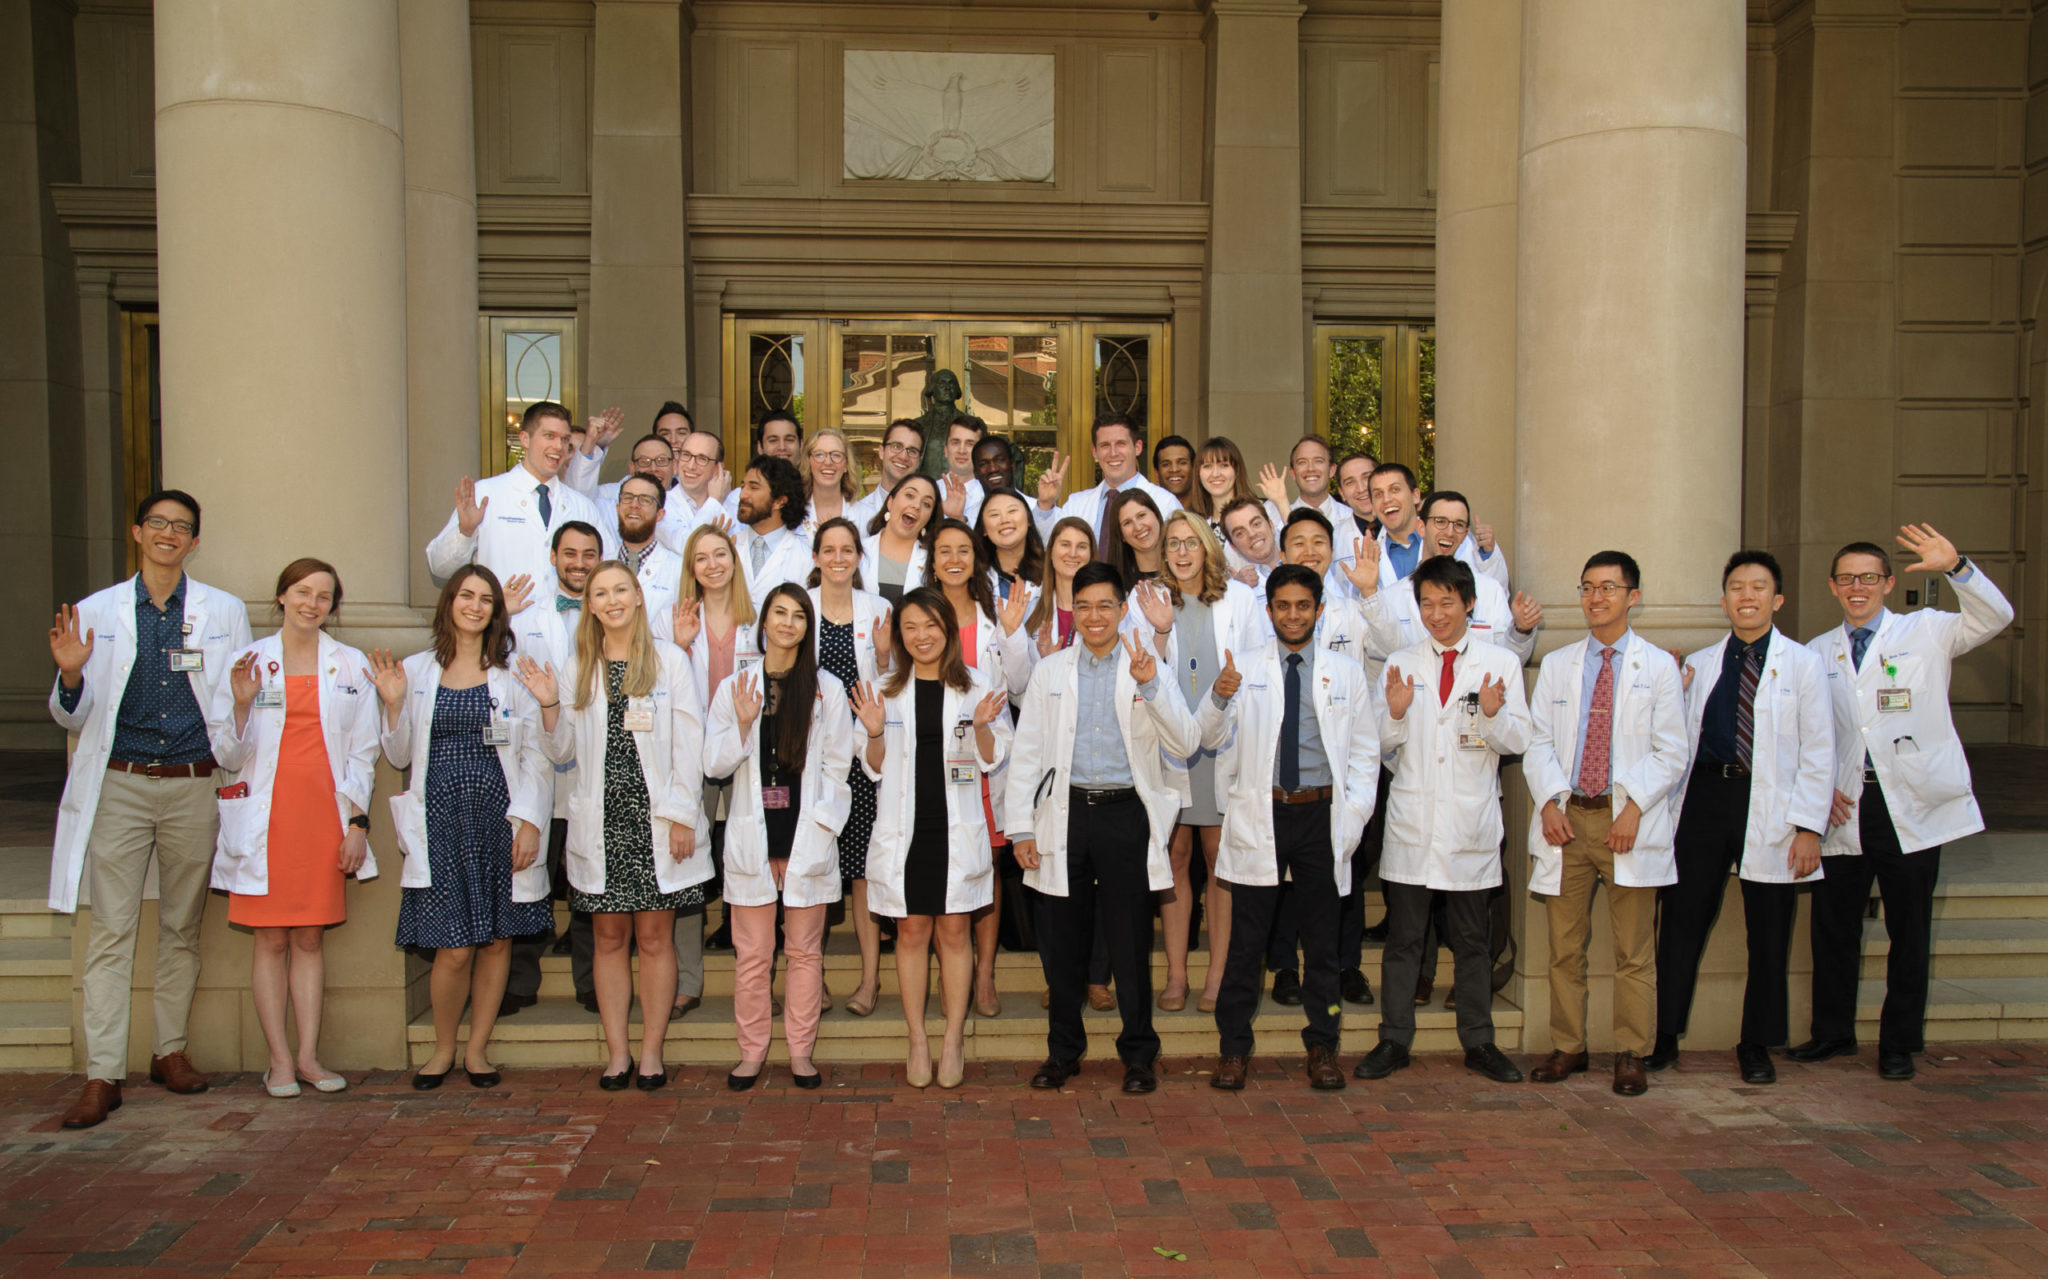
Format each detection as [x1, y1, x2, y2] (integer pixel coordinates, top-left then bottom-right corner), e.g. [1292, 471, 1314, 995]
[0, 882, 73, 1071]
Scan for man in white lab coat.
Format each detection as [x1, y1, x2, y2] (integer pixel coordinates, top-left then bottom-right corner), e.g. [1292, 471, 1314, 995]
[1196, 565, 1380, 1092]
[1522, 551, 1688, 1097]
[1654, 550, 1833, 1084]
[613, 474, 685, 621]
[1031, 413, 1181, 549]
[1355, 556, 1532, 1085]
[426, 401, 614, 598]
[1789, 524, 2014, 1081]
[732, 456, 814, 612]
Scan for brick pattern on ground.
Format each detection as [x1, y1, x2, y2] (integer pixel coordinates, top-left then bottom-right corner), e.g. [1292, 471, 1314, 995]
[3, 1045, 2048, 1276]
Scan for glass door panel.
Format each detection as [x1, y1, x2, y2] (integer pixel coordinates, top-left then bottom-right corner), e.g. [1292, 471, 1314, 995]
[1313, 321, 1434, 490]
[482, 315, 578, 475]
[838, 327, 938, 484]
[962, 329, 1063, 493]
[723, 317, 826, 469]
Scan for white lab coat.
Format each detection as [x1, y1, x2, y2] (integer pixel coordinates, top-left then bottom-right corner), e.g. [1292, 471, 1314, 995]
[702, 670, 855, 909]
[650, 608, 757, 712]
[1003, 645, 1198, 896]
[510, 600, 579, 821]
[808, 587, 893, 685]
[626, 542, 686, 621]
[860, 533, 929, 599]
[1195, 645, 1381, 893]
[1676, 631, 1834, 884]
[379, 654, 555, 902]
[1377, 636, 1533, 891]
[543, 640, 711, 896]
[735, 525, 814, 613]
[1522, 632, 1690, 894]
[1361, 573, 1537, 674]
[1808, 567, 2013, 856]
[424, 467, 614, 598]
[937, 474, 985, 526]
[47, 575, 252, 913]
[206, 633, 383, 894]
[1153, 580, 1276, 799]
[1033, 476, 1183, 543]
[861, 668, 1014, 917]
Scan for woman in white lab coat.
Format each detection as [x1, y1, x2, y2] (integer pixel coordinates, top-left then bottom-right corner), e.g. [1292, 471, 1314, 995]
[703, 584, 855, 1090]
[668, 522, 756, 953]
[925, 518, 1032, 1018]
[850, 587, 1013, 1089]
[208, 558, 380, 1098]
[862, 474, 938, 605]
[974, 487, 1044, 613]
[1023, 517, 1097, 656]
[521, 561, 708, 1092]
[806, 516, 892, 1016]
[366, 565, 554, 1091]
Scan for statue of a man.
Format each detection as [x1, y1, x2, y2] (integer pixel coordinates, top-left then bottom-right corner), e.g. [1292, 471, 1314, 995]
[914, 368, 983, 477]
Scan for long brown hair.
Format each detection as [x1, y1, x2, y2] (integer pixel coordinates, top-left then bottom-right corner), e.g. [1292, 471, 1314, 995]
[1099, 488, 1164, 586]
[572, 562, 659, 710]
[974, 487, 1043, 586]
[1160, 510, 1228, 607]
[882, 587, 972, 697]
[923, 518, 997, 624]
[431, 564, 516, 669]
[1026, 517, 1096, 636]
[757, 583, 820, 776]
[272, 557, 343, 620]
[1186, 435, 1258, 521]
[866, 473, 940, 545]
[805, 516, 866, 590]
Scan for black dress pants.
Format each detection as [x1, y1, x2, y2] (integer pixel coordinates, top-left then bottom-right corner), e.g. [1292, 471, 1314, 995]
[1378, 880, 1494, 1048]
[1808, 778, 1941, 1053]
[1268, 766, 1393, 975]
[1656, 767, 1799, 1047]
[505, 817, 571, 1004]
[1217, 800, 1339, 1056]
[1036, 794, 1157, 1065]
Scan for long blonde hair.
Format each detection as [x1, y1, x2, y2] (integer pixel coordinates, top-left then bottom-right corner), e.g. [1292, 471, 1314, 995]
[573, 562, 660, 710]
[805, 427, 862, 504]
[1026, 516, 1096, 636]
[1161, 510, 1228, 607]
[678, 524, 757, 627]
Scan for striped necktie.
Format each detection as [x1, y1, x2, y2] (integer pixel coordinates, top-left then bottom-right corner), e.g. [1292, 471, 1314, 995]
[1734, 643, 1761, 770]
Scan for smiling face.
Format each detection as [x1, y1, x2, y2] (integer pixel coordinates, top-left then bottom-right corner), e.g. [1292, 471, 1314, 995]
[1422, 498, 1468, 559]
[1199, 453, 1238, 500]
[1154, 444, 1193, 497]
[1117, 502, 1161, 553]
[1579, 564, 1639, 633]
[979, 492, 1029, 553]
[973, 437, 1014, 491]
[278, 571, 337, 633]
[814, 525, 860, 587]
[736, 468, 780, 527]
[1223, 506, 1274, 564]
[587, 565, 642, 633]
[1267, 582, 1320, 648]
[945, 422, 979, 477]
[1163, 517, 1207, 589]
[898, 602, 949, 669]
[887, 478, 937, 538]
[1072, 582, 1124, 653]
[807, 433, 849, 494]
[630, 438, 675, 488]
[879, 424, 923, 486]
[931, 527, 978, 594]
[553, 529, 601, 596]
[1335, 456, 1375, 512]
[1281, 521, 1332, 576]
[1417, 579, 1472, 646]
[677, 431, 722, 497]
[1049, 526, 1093, 582]
[519, 412, 574, 481]
[1093, 423, 1138, 486]
[1828, 551, 1892, 627]
[1369, 470, 1419, 537]
[1290, 438, 1332, 499]
[757, 417, 800, 461]
[691, 534, 734, 594]
[616, 477, 664, 545]
[1721, 563, 1782, 639]
[449, 573, 498, 636]
[133, 498, 200, 570]
[761, 592, 810, 655]
[654, 412, 691, 455]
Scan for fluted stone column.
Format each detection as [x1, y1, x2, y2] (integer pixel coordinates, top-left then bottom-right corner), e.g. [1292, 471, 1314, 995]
[1433, 0, 1521, 546]
[1513, 0, 1746, 636]
[401, 0, 480, 608]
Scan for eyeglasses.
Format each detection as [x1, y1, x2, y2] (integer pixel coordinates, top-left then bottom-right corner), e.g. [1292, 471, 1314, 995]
[678, 451, 718, 467]
[1164, 538, 1204, 553]
[1577, 583, 1628, 598]
[142, 516, 197, 536]
[1831, 572, 1887, 587]
[631, 454, 671, 467]
[616, 495, 661, 510]
[1425, 517, 1470, 534]
[810, 450, 847, 465]
[883, 442, 922, 459]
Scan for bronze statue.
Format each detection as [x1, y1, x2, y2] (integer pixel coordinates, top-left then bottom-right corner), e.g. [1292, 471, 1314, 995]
[914, 368, 985, 478]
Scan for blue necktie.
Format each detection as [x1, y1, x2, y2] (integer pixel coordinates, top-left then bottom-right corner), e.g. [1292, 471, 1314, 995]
[536, 483, 552, 528]
[555, 595, 578, 613]
[1851, 626, 1872, 671]
[1280, 652, 1302, 791]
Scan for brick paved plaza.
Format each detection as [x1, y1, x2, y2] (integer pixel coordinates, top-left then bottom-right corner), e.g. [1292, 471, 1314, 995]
[1, 1045, 2046, 1278]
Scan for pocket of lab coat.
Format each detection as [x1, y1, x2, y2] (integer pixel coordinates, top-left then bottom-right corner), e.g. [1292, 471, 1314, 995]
[1890, 735, 1971, 809]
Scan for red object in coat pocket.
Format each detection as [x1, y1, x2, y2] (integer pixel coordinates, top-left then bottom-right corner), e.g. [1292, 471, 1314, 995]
[216, 781, 249, 800]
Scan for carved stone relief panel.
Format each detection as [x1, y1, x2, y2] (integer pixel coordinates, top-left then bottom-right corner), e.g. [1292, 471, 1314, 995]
[842, 50, 1054, 182]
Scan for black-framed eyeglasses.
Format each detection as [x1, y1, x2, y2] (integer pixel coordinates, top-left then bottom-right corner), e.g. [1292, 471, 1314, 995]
[142, 516, 197, 537]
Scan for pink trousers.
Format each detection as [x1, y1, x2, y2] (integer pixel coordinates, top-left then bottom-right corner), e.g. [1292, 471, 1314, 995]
[732, 901, 826, 1061]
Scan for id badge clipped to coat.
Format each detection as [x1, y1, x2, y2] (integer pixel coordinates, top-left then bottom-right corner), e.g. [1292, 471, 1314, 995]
[1876, 659, 1910, 714]
[483, 703, 511, 746]
[169, 649, 204, 672]
[253, 660, 284, 709]
[623, 696, 655, 733]
[1457, 692, 1487, 751]
[947, 720, 978, 785]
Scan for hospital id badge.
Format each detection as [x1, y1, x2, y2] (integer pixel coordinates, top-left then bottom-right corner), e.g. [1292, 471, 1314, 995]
[623, 697, 655, 733]
[253, 686, 285, 709]
[169, 648, 204, 672]
[1457, 694, 1486, 751]
[947, 722, 978, 785]
[483, 718, 511, 746]
[1878, 688, 1911, 713]
[762, 785, 791, 809]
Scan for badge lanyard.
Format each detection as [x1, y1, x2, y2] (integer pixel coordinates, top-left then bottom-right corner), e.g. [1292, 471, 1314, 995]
[1877, 657, 1910, 713]
[253, 660, 285, 709]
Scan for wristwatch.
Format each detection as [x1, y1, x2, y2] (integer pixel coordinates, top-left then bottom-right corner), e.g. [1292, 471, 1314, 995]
[347, 814, 371, 832]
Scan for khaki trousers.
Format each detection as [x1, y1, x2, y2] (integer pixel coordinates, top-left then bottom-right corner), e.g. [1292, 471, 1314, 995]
[82, 769, 217, 1081]
[1544, 800, 1658, 1055]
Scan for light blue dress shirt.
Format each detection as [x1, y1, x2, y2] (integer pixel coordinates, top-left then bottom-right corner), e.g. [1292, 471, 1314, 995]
[1271, 643, 1333, 789]
[1568, 629, 1631, 796]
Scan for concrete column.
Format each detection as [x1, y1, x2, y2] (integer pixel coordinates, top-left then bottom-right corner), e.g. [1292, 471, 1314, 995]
[587, 0, 691, 467]
[1433, 0, 1521, 544]
[155, 0, 411, 622]
[1201, 0, 1305, 465]
[1514, 0, 1746, 634]
[401, 0, 480, 609]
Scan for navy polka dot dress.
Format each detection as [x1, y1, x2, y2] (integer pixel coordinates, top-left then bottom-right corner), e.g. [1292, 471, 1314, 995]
[395, 683, 555, 949]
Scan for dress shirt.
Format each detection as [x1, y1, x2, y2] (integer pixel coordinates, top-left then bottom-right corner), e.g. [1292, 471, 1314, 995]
[1070, 642, 1158, 787]
[1568, 629, 1632, 796]
[58, 575, 213, 766]
[1846, 608, 1891, 670]
[1271, 641, 1332, 788]
[619, 540, 656, 576]
[1383, 527, 1425, 581]
[1700, 630, 1772, 765]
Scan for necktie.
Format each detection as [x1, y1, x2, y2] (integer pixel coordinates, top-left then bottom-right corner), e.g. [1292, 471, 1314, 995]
[751, 535, 770, 576]
[1438, 647, 1458, 707]
[1096, 485, 1119, 562]
[1851, 626, 1873, 671]
[536, 483, 552, 528]
[1575, 647, 1616, 796]
[1735, 642, 1761, 770]
[1280, 652, 1302, 791]
[555, 595, 578, 613]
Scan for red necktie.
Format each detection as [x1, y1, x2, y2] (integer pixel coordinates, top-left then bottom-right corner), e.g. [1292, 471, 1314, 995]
[1438, 647, 1457, 707]
[1575, 647, 1616, 795]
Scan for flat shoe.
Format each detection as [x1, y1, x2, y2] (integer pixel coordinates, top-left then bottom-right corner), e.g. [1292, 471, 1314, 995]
[634, 1070, 668, 1091]
[726, 1069, 761, 1092]
[974, 994, 1001, 1018]
[1156, 989, 1187, 1012]
[410, 1068, 451, 1092]
[791, 1069, 823, 1090]
[298, 1073, 346, 1094]
[465, 1069, 500, 1089]
[820, 987, 834, 1013]
[598, 1070, 631, 1091]
[1197, 995, 1217, 1014]
[845, 991, 879, 1018]
[264, 1072, 300, 1099]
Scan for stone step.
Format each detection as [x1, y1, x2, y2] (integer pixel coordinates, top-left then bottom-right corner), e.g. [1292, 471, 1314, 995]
[1862, 917, 2048, 980]
[0, 936, 73, 1003]
[1864, 976, 2048, 1043]
[0, 898, 66, 940]
[0, 1000, 73, 1071]
[420, 993, 1524, 1067]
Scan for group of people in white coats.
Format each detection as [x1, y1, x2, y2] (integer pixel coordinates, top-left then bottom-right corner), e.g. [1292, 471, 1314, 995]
[39, 392, 2014, 1129]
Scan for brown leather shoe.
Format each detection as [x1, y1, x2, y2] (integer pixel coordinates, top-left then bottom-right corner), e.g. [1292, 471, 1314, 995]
[61, 1079, 122, 1129]
[1211, 1053, 1249, 1091]
[1087, 984, 1115, 1012]
[1305, 1045, 1346, 1091]
[149, 1051, 210, 1094]
[1529, 1050, 1589, 1083]
[1413, 976, 1435, 1007]
[1613, 1051, 1648, 1097]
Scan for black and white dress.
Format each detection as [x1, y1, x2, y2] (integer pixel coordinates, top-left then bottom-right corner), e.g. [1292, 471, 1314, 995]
[818, 618, 878, 879]
[569, 661, 700, 914]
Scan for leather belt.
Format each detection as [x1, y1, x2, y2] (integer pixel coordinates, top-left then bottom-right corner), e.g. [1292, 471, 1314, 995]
[1071, 786, 1138, 806]
[108, 758, 216, 780]
[1699, 762, 1750, 779]
[1272, 785, 1333, 806]
[1566, 794, 1608, 811]
[1863, 767, 1881, 785]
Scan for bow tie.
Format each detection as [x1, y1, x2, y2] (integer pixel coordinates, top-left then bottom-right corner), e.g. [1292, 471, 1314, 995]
[555, 596, 579, 613]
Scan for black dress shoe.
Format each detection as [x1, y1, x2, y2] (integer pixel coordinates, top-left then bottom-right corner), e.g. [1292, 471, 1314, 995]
[576, 995, 600, 1015]
[634, 1070, 668, 1091]
[1030, 1057, 1081, 1090]
[790, 1069, 823, 1090]
[1878, 1050, 1916, 1081]
[705, 926, 733, 951]
[598, 1070, 631, 1091]
[1736, 1042, 1776, 1084]
[1786, 1037, 1858, 1064]
[1362, 920, 1389, 943]
[1645, 1032, 1679, 1072]
[410, 1068, 451, 1091]
[1465, 1043, 1523, 1083]
[1270, 970, 1303, 1006]
[1339, 968, 1375, 1006]
[497, 993, 535, 1019]
[726, 1069, 761, 1092]
[465, 1068, 501, 1089]
[1122, 1061, 1158, 1094]
[549, 933, 573, 956]
[1353, 1041, 1411, 1080]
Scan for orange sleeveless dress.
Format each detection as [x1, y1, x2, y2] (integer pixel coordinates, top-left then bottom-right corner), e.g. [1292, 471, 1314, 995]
[228, 675, 346, 927]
